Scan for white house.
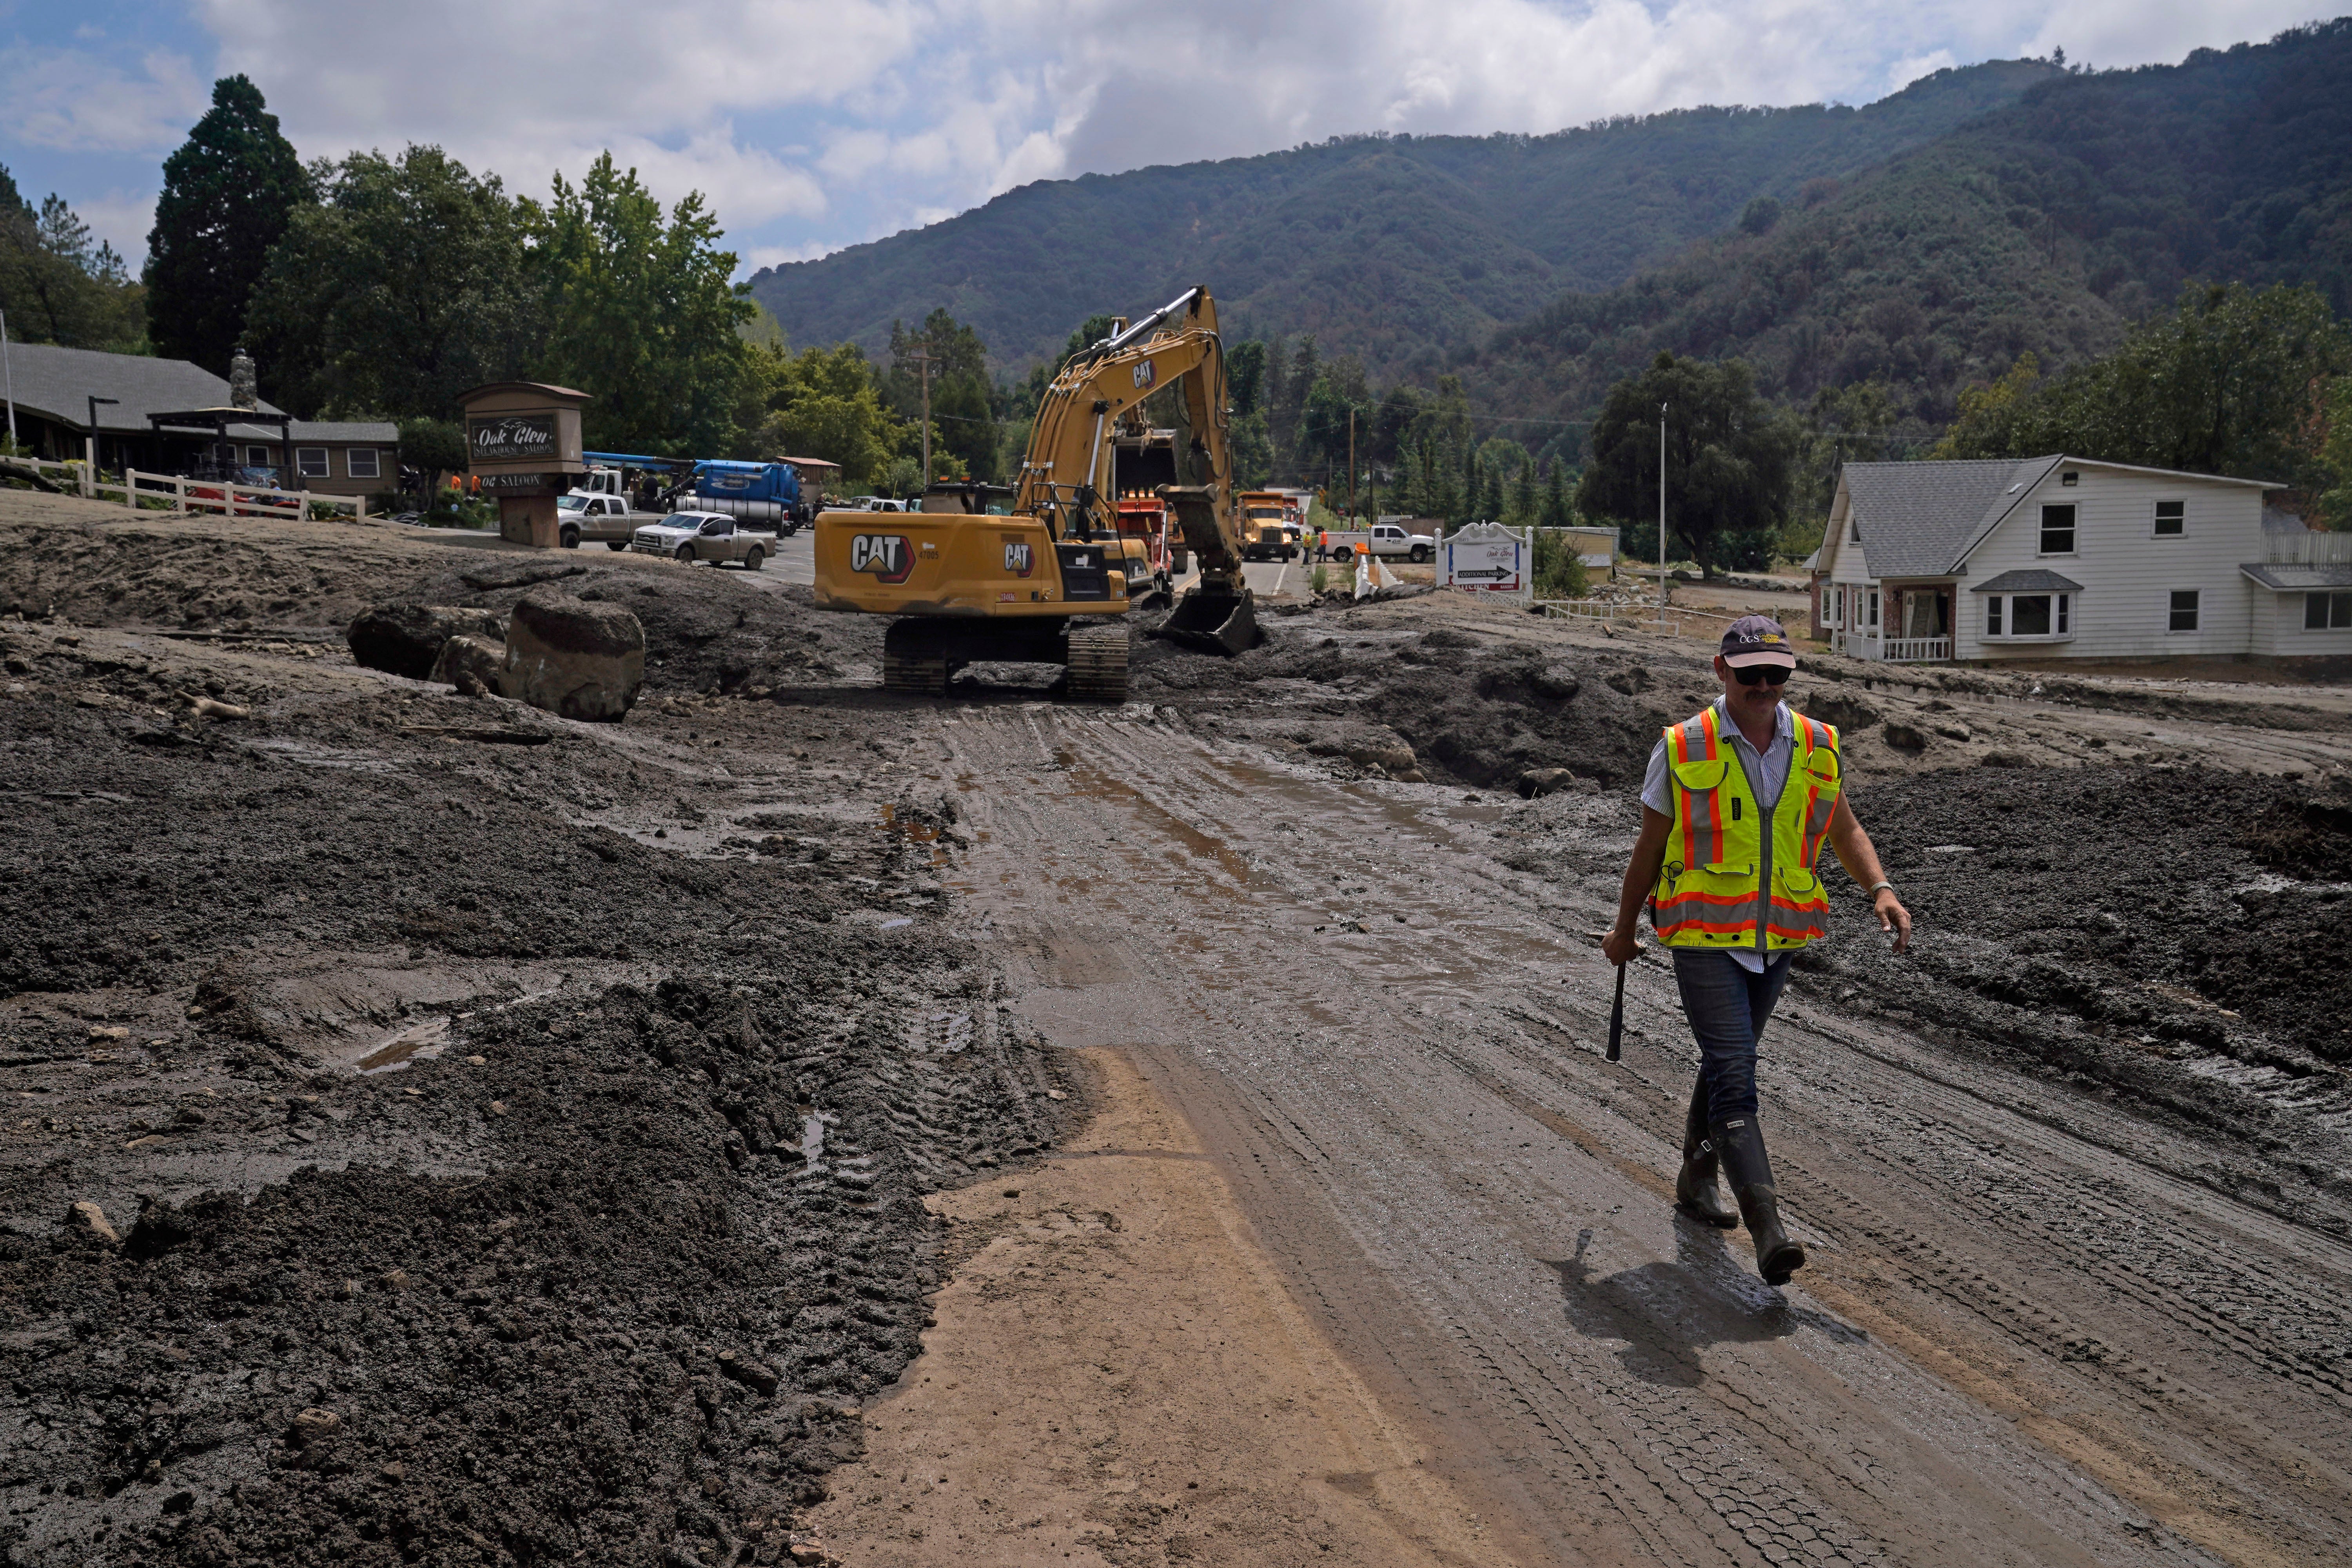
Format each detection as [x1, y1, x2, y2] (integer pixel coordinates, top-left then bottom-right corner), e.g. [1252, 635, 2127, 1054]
[1812, 456, 2333, 664]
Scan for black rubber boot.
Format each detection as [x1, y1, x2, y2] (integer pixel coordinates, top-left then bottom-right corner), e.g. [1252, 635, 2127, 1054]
[1674, 1073, 1738, 1227]
[1712, 1116, 1806, 1286]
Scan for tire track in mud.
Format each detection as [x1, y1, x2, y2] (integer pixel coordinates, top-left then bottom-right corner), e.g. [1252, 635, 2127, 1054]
[917, 704, 2336, 1566]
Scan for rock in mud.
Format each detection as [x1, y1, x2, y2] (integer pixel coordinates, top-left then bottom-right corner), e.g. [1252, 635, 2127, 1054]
[1882, 721, 1931, 753]
[1803, 691, 1881, 731]
[346, 603, 506, 679]
[501, 586, 646, 721]
[65, 1200, 118, 1243]
[1518, 767, 1595, 799]
[430, 630, 507, 696]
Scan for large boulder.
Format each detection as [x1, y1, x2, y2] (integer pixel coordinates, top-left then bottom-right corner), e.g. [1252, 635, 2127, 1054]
[430, 632, 507, 697]
[501, 587, 645, 722]
[346, 604, 506, 679]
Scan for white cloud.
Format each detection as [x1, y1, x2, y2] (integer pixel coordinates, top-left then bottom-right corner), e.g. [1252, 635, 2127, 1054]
[73, 190, 161, 260]
[0, 47, 209, 154]
[39, 0, 2308, 272]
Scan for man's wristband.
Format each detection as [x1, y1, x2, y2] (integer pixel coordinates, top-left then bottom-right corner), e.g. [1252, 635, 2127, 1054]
[1866, 881, 1896, 899]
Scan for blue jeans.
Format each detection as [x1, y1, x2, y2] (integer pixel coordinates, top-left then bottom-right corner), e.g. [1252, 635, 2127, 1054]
[1671, 949, 1793, 1125]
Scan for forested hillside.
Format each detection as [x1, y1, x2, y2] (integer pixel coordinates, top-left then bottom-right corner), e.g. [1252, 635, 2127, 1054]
[1475, 20, 2352, 425]
[746, 60, 2057, 377]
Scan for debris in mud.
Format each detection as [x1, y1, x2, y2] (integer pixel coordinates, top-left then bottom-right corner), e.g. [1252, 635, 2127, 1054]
[345, 603, 506, 679]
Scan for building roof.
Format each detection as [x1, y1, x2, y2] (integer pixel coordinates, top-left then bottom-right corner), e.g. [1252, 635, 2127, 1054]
[0, 343, 285, 432]
[2241, 563, 2352, 591]
[1969, 568, 2084, 594]
[1840, 454, 2287, 581]
[222, 420, 396, 443]
[1841, 456, 2060, 579]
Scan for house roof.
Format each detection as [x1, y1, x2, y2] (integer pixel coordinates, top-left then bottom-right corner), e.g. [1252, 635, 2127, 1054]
[2241, 563, 2352, 591]
[221, 420, 396, 443]
[1840, 457, 2058, 579]
[1840, 455, 2287, 581]
[1969, 568, 2084, 594]
[0, 343, 285, 432]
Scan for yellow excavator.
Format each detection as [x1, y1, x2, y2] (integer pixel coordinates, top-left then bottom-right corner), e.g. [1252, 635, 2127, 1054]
[811, 286, 1258, 701]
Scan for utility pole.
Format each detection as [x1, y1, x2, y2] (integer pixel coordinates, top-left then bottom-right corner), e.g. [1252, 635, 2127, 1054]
[1347, 408, 1357, 523]
[1657, 402, 1668, 623]
[907, 349, 939, 492]
[2, 309, 16, 449]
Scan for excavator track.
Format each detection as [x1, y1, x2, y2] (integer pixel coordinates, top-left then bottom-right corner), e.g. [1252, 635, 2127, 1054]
[882, 622, 951, 696]
[1064, 622, 1131, 703]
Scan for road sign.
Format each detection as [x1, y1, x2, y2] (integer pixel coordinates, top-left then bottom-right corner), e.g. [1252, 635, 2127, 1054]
[1444, 522, 1530, 601]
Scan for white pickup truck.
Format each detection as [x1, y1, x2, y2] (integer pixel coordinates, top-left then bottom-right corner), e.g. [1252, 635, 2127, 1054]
[1321, 521, 1436, 563]
[556, 490, 646, 550]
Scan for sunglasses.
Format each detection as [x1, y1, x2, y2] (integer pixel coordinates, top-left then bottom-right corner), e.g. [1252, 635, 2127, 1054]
[1732, 664, 1793, 686]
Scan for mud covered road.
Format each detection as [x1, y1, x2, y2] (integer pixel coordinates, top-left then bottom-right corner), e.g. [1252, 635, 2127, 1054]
[912, 698, 2352, 1568]
[5, 497, 2352, 1566]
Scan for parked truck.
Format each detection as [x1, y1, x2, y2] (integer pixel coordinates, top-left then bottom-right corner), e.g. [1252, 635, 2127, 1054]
[685, 460, 811, 533]
[1320, 520, 1436, 563]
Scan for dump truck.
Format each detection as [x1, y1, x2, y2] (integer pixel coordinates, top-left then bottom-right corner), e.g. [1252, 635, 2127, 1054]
[809, 287, 1257, 701]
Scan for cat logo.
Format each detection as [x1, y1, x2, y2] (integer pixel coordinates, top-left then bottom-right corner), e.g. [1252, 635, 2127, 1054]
[1132, 359, 1156, 390]
[849, 534, 913, 583]
[1004, 541, 1034, 576]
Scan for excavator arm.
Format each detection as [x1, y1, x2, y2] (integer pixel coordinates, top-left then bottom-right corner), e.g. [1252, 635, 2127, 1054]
[1015, 287, 1257, 652]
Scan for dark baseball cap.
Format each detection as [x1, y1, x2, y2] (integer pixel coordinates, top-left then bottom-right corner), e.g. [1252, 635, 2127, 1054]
[1721, 614, 1797, 669]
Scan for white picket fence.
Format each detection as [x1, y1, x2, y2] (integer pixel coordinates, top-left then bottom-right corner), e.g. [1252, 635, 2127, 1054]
[1, 452, 366, 521]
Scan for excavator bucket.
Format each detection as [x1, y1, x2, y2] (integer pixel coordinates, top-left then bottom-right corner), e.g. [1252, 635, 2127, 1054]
[1157, 584, 1261, 656]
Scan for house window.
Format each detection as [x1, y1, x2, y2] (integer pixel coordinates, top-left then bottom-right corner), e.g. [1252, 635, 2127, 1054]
[2169, 590, 2200, 633]
[1867, 589, 1880, 628]
[1849, 515, 1860, 543]
[296, 447, 329, 478]
[347, 447, 381, 479]
[246, 445, 271, 466]
[2305, 592, 2352, 630]
[1982, 593, 2073, 640]
[2039, 504, 2076, 554]
[2061, 470, 2079, 486]
[2153, 499, 2184, 536]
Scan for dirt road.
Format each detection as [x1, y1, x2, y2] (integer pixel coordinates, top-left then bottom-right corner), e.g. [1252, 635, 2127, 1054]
[6, 495, 2352, 1566]
[891, 697, 2352, 1567]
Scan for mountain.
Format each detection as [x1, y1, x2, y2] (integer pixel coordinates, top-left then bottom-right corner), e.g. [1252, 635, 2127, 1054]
[1474, 20, 2352, 424]
[745, 60, 2059, 377]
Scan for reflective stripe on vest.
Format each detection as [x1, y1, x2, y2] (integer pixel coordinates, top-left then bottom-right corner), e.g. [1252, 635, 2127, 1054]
[1651, 707, 1842, 951]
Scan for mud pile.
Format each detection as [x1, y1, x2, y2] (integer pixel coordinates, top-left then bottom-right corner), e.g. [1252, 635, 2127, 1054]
[0, 512, 435, 632]
[4, 965, 1074, 1567]
[1135, 610, 1719, 790]
[0, 596, 1067, 1564]
[392, 558, 886, 698]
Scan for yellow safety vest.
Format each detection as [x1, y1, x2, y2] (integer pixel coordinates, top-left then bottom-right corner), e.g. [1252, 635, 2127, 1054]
[1650, 705, 1842, 952]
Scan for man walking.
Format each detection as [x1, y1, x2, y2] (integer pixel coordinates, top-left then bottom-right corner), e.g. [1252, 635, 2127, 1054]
[1601, 616, 1910, 1286]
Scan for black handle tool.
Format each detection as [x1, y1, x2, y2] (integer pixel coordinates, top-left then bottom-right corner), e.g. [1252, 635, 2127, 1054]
[1606, 959, 1626, 1063]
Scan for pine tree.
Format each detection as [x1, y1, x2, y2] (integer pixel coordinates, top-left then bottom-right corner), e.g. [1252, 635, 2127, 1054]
[145, 75, 309, 373]
[1541, 462, 1572, 528]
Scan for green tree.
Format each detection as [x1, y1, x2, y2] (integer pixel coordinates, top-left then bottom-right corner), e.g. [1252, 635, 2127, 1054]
[1788, 379, 1898, 556]
[0, 167, 144, 350]
[2318, 377, 2352, 529]
[887, 309, 998, 480]
[526, 152, 756, 455]
[145, 75, 309, 373]
[753, 342, 906, 487]
[244, 146, 538, 419]
[1541, 462, 1573, 528]
[1578, 353, 1798, 576]
[1935, 283, 2352, 492]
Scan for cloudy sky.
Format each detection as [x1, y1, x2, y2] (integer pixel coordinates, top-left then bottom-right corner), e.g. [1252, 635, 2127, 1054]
[0, 1, 2327, 276]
